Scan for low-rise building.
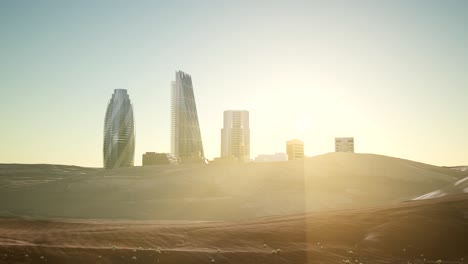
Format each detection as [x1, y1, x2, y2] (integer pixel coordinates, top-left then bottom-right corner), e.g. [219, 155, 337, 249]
[286, 139, 304, 160]
[255, 153, 287, 162]
[142, 152, 178, 166]
[335, 137, 355, 152]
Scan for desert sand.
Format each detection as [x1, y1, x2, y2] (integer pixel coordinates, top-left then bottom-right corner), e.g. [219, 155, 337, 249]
[0, 153, 467, 263]
[0, 195, 467, 264]
[0, 153, 466, 220]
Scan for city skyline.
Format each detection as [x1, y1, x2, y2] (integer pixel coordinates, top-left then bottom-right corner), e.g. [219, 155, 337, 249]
[0, 1, 467, 167]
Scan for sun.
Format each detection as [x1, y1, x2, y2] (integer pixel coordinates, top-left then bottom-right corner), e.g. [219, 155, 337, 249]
[295, 118, 311, 134]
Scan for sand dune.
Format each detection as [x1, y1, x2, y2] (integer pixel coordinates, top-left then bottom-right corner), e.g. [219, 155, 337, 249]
[0, 153, 466, 220]
[1, 153, 467, 263]
[414, 175, 468, 200]
[0, 194, 466, 264]
[445, 166, 468, 172]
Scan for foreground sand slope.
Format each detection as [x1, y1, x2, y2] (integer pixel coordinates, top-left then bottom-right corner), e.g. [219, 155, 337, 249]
[0, 194, 467, 264]
[1, 153, 466, 220]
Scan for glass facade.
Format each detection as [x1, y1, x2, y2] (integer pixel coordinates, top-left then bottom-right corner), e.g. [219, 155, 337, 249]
[103, 89, 135, 169]
[221, 110, 250, 162]
[171, 71, 204, 162]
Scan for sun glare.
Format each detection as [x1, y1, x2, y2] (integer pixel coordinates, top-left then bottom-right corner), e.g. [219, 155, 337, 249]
[295, 118, 311, 135]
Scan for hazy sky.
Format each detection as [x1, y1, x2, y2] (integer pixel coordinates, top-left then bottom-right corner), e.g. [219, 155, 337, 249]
[0, 0, 467, 167]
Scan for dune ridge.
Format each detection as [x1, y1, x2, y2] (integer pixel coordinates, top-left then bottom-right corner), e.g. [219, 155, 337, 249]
[0, 153, 466, 221]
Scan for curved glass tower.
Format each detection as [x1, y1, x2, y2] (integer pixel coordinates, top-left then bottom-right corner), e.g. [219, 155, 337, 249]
[103, 89, 135, 169]
[171, 71, 204, 162]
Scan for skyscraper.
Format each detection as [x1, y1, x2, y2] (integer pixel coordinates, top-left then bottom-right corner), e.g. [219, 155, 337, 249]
[286, 139, 304, 160]
[171, 71, 205, 162]
[221, 110, 250, 162]
[103, 89, 135, 169]
[335, 137, 355, 152]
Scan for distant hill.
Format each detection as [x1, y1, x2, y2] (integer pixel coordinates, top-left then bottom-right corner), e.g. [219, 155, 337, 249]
[0, 153, 465, 221]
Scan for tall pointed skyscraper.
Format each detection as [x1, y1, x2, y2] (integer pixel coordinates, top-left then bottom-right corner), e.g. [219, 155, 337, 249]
[103, 89, 135, 169]
[171, 71, 204, 162]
